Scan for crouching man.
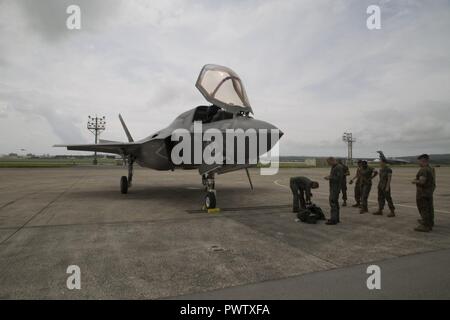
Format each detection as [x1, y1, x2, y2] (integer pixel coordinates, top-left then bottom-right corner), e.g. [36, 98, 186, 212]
[290, 176, 319, 213]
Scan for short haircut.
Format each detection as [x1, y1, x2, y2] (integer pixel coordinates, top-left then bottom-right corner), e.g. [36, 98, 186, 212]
[417, 154, 430, 160]
[361, 160, 368, 165]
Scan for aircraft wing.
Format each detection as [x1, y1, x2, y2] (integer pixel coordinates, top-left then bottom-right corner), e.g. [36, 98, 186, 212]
[54, 141, 142, 156]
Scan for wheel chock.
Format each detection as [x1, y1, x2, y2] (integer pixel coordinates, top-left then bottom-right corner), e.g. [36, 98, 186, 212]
[201, 205, 220, 213]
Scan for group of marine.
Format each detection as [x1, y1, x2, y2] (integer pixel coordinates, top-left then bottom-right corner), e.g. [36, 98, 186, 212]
[289, 154, 436, 232]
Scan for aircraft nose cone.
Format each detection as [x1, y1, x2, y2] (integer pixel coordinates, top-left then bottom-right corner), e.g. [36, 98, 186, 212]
[237, 118, 283, 140]
[257, 120, 283, 142]
[241, 118, 283, 152]
[226, 117, 283, 163]
[246, 119, 281, 133]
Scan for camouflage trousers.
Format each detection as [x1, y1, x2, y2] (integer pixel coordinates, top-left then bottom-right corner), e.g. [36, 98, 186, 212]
[341, 177, 347, 201]
[416, 195, 434, 228]
[354, 181, 361, 204]
[360, 183, 372, 211]
[290, 180, 306, 211]
[378, 187, 395, 211]
[329, 189, 340, 222]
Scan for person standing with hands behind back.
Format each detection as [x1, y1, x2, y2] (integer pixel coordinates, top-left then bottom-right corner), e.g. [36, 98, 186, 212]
[324, 157, 343, 225]
[412, 154, 436, 232]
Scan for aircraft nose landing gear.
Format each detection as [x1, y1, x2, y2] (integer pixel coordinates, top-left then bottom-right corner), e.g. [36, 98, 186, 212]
[120, 176, 128, 194]
[120, 156, 134, 194]
[204, 174, 216, 209]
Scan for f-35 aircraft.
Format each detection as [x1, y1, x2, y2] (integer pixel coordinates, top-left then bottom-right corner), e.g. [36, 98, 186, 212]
[55, 65, 283, 209]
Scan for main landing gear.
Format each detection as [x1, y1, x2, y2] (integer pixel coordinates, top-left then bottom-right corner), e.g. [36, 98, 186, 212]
[202, 173, 216, 209]
[120, 156, 134, 194]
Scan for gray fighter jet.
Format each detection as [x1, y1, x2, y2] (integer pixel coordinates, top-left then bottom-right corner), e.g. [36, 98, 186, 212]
[55, 64, 283, 209]
[375, 150, 410, 164]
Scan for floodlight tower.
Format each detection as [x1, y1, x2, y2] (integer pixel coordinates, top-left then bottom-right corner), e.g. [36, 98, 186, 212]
[87, 115, 106, 165]
[342, 132, 356, 161]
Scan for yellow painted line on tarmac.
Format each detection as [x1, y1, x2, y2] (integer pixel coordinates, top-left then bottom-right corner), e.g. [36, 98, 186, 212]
[273, 179, 450, 214]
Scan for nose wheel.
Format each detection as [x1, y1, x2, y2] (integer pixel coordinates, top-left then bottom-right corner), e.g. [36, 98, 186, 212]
[203, 173, 216, 209]
[120, 156, 134, 194]
[120, 176, 128, 194]
[205, 192, 216, 209]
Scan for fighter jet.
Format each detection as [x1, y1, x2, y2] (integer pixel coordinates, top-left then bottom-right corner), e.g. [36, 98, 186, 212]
[55, 64, 283, 209]
[374, 150, 410, 164]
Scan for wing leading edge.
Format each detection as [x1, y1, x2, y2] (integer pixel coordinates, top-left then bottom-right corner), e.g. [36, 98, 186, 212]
[54, 141, 141, 156]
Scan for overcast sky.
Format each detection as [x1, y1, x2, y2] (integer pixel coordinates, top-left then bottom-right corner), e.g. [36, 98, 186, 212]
[0, 0, 449, 157]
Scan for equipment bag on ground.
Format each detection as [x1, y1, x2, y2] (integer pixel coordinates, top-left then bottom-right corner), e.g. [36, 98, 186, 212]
[297, 203, 326, 224]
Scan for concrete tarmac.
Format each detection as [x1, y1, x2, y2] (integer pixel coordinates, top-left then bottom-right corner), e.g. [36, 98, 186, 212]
[0, 166, 449, 299]
[175, 248, 450, 299]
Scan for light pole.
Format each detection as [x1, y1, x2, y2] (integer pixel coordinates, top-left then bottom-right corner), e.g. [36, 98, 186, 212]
[87, 115, 106, 165]
[342, 132, 356, 162]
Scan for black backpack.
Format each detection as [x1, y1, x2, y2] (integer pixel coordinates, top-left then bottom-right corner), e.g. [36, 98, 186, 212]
[297, 203, 325, 224]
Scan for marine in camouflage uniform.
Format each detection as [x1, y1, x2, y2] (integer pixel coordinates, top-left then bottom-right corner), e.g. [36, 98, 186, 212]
[413, 154, 436, 232]
[338, 160, 350, 206]
[290, 176, 319, 212]
[349, 160, 363, 207]
[372, 159, 395, 217]
[325, 157, 343, 225]
[359, 161, 378, 214]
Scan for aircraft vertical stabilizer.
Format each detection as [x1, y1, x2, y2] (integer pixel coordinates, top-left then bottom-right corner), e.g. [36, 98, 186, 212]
[119, 114, 134, 142]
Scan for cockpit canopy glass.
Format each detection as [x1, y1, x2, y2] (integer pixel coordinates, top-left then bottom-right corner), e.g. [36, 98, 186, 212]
[196, 64, 253, 114]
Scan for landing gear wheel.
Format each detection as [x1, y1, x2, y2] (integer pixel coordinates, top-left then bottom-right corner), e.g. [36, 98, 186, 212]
[205, 192, 216, 209]
[120, 176, 128, 194]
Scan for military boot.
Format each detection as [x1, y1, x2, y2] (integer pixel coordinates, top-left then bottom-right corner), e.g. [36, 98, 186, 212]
[417, 219, 433, 228]
[372, 209, 383, 215]
[360, 207, 368, 214]
[352, 203, 360, 208]
[387, 210, 395, 217]
[414, 224, 432, 232]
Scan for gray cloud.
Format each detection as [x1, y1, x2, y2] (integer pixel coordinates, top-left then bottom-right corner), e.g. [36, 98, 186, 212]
[0, 86, 85, 143]
[0, 0, 449, 156]
[14, 0, 121, 41]
[357, 101, 450, 151]
[0, 102, 8, 118]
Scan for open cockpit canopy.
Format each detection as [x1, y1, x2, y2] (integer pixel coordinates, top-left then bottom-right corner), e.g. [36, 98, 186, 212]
[196, 64, 253, 114]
